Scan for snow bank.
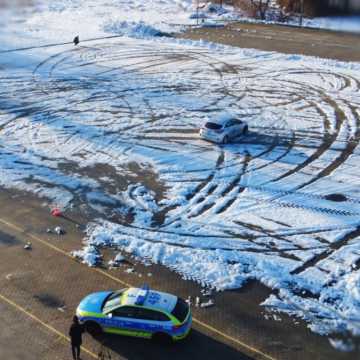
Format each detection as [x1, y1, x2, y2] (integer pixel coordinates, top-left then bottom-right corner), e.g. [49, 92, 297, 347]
[103, 20, 165, 38]
[304, 16, 360, 34]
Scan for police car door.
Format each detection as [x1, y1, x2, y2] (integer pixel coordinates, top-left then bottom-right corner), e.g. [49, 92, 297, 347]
[133, 308, 172, 338]
[110, 306, 142, 337]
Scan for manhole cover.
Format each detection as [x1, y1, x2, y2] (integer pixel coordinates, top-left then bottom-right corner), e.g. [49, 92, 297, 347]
[325, 193, 347, 202]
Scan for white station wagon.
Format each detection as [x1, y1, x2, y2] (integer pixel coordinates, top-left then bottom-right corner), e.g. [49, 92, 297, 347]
[199, 113, 248, 144]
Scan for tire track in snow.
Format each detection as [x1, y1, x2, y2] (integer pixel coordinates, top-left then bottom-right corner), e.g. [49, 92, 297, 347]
[2, 41, 360, 269]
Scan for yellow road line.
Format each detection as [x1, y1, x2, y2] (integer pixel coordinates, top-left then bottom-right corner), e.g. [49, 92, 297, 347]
[0, 218, 133, 288]
[0, 217, 276, 360]
[192, 318, 275, 360]
[0, 292, 98, 359]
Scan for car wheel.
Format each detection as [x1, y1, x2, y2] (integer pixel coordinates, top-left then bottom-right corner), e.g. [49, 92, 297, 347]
[243, 126, 248, 135]
[222, 135, 229, 144]
[152, 332, 173, 344]
[84, 321, 103, 337]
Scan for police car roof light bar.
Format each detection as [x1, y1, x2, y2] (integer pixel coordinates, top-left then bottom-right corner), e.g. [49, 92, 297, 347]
[135, 285, 150, 305]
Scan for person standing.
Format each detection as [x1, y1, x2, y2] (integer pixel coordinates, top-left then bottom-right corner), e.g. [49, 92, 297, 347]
[69, 315, 84, 360]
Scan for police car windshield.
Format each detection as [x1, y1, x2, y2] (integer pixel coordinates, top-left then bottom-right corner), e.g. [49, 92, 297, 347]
[102, 289, 125, 312]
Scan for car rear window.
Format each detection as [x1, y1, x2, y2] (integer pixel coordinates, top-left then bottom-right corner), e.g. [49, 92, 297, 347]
[205, 122, 222, 130]
[171, 298, 189, 323]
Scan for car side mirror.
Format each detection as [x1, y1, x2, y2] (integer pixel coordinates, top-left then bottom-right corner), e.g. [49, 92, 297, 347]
[107, 313, 113, 318]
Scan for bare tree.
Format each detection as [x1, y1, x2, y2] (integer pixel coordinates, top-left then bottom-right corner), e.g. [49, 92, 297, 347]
[278, 0, 299, 12]
[250, 0, 271, 20]
[232, 0, 257, 17]
[299, 0, 304, 26]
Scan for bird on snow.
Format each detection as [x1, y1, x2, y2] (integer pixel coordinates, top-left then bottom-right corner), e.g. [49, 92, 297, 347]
[73, 36, 80, 46]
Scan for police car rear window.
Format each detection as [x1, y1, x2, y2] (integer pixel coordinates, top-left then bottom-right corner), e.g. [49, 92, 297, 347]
[171, 298, 188, 323]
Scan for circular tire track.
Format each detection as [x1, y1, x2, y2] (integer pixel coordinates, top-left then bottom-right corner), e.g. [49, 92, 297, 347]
[1, 40, 360, 255]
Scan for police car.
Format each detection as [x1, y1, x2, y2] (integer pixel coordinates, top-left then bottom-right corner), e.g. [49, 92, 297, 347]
[76, 285, 192, 342]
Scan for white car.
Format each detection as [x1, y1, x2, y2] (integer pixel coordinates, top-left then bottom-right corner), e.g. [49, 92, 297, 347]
[199, 114, 248, 144]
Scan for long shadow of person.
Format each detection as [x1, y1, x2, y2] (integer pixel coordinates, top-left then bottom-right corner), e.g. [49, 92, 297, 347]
[89, 329, 253, 360]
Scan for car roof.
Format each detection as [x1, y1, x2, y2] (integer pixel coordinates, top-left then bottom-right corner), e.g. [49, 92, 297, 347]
[121, 287, 178, 314]
[208, 112, 238, 125]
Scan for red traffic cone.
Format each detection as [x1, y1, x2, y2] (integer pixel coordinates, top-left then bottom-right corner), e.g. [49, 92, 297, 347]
[51, 208, 62, 217]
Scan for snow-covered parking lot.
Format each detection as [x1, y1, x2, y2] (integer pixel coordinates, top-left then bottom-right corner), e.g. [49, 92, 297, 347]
[1, 0, 360, 351]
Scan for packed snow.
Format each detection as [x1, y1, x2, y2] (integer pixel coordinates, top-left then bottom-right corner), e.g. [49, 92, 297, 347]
[1, 0, 360, 350]
[304, 16, 360, 34]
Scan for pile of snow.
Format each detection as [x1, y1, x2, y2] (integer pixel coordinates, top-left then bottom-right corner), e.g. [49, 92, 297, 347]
[108, 253, 125, 267]
[328, 338, 355, 352]
[189, 3, 230, 20]
[304, 16, 360, 34]
[120, 184, 160, 226]
[103, 20, 165, 38]
[72, 245, 102, 267]
[204, 3, 229, 16]
[83, 219, 297, 289]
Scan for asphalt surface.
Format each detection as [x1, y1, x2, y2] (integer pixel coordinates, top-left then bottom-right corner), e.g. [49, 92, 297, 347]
[178, 22, 360, 62]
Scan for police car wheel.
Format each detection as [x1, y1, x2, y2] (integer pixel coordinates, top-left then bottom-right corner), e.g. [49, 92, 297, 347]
[152, 332, 172, 344]
[84, 321, 102, 337]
